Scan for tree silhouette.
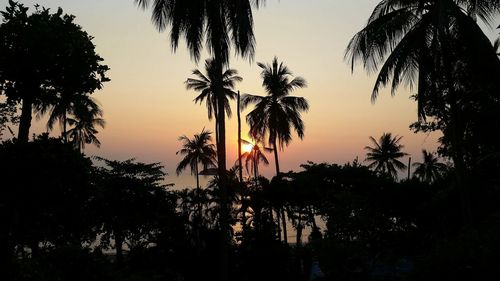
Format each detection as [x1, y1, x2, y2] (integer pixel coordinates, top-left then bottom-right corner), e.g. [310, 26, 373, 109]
[65, 103, 105, 153]
[0, 1, 109, 142]
[238, 138, 271, 181]
[413, 149, 447, 183]
[176, 128, 217, 190]
[242, 57, 308, 243]
[134, 3, 264, 275]
[365, 133, 408, 179]
[242, 57, 308, 176]
[346, 0, 500, 226]
[185, 59, 241, 144]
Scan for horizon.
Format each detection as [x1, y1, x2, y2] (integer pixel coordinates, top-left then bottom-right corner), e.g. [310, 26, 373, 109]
[5, 0, 497, 187]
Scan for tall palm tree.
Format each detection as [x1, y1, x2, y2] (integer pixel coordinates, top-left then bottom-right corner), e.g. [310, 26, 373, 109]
[241, 57, 309, 244]
[413, 149, 448, 183]
[134, 3, 264, 273]
[242, 57, 309, 175]
[365, 133, 408, 179]
[346, 0, 500, 226]
[176, 128, 217, 190]
[65, 104, 105, 153]
[185, 59, 241, 144]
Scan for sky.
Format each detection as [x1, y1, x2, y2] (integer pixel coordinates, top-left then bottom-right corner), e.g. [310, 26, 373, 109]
[4, 0, 497, 188]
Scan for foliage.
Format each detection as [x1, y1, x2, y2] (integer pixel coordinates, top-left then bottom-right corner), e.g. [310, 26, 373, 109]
[0, 1, 109, 141]
[365, 133, 408, 179]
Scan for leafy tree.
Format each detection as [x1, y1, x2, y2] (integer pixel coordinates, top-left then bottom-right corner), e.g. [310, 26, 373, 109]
[365, 133, 408, 179]
[0, 1, 109, 142]
[0, 100, 18, 140]
[413, 149, 448, 183]
[93, 157, 169, 265]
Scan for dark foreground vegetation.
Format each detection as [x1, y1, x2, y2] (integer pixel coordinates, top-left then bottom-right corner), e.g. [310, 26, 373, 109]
[1, 135, 500, 281]
[1, 0, 500, 280]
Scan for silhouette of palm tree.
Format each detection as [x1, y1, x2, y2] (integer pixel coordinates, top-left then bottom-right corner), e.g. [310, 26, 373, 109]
[242, 57, 308, 243]
[135, 4, 263, 269]
[365, 133, 408, 179]
[186, 59, 241, 144]
[238, 138, 271, 181]
[36, 92, 101, 142]
[176, 128, 217, 190]
[241, 57, 308, 176]
[413, 149, 447, 183]
[65, 103, 105, 153]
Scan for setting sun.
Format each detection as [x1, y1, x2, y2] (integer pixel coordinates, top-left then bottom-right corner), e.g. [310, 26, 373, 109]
[242, 143, 254, 153]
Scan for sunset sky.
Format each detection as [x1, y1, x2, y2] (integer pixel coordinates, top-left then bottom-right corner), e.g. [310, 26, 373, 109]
[11, 0, 498, 187]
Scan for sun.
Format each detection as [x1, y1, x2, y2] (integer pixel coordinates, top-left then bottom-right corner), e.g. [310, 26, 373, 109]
[242, 143, 254, 153]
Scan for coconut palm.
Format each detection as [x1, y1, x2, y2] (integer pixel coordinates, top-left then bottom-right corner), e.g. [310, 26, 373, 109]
[413, 149, 448, 183]
[36, 92, 101, 142]
[241, 57, 309, 176]
[365, 133, 408, 179]
[242, 57, 308, 243]
[176, 129, 217, 190]
[346, 0, 500, 226]
[238, 138, 271, 181]
[65, 104, 105, 153]
[135, 3, 264, 269]
[185, 59, 241, 143]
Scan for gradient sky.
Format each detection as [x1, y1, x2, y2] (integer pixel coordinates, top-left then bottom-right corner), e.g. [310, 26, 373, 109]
[7, 0, 497, 187]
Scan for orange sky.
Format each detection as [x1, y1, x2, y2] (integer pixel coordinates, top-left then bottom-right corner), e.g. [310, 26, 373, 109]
[10, 0, 498, 187]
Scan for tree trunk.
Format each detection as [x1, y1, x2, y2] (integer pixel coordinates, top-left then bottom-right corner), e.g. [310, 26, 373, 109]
[296, 218, 303, 246]
[237, 91, 243, 183]
[272, 137, 288, 244]
[18, 96, 33, 143]
[115, 232, 124, 265]
[213, 53, 229, 281]
[438, 14, 472, 227]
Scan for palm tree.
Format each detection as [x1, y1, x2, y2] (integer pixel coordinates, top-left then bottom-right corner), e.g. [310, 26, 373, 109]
[346, 0, 500, 226]
[36, 92, 101, 142]
[238, 138, 271, 182]
[185, 59, 241, 144]
[365, 133, 408, 179]
[242, 57, 308, 243]
[413, 149, 448, 183]
[65, 103, 105, 153]
[242, 57, 309, 176]
[176, 128, 217, 190]
[134, 3, 263, 272]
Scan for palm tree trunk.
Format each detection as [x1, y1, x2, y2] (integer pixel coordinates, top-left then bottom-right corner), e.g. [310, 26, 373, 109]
[63, 112, 67, 143]
[438, 11, 472, 227]
[272, 137, 288, 244]
[18, 96, 33, 143]
[213, 52, 229, 281]
[237, 91, 243, 183]
[115, 231, 124, 265]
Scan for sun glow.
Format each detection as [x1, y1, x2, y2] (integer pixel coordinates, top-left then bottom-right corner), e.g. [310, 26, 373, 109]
[242, 143, 254, 153]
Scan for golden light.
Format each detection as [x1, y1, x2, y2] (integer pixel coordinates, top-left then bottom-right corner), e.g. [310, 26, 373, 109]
[242, 143, 254, 153]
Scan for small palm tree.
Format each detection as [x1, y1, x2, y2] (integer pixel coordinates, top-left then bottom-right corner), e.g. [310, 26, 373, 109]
[365, 133, 408, 179]
[176, 129, 217, 190]
[37, 92, 101, 142]
[65, 103, 105, 153]
[238, 138, 271, 181]
[413, 149, 447, 183]
[186, 59, 241, 143]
